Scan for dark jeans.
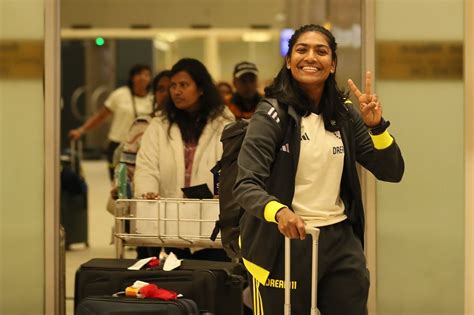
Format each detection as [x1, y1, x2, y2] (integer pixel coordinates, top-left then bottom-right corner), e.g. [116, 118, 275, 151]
[106, 141, 120, 181]
[250, 220, 369, 315]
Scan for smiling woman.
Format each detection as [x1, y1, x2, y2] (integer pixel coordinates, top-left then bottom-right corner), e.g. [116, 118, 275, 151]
[286, 31, 336, 102]
[233, 24, 404, 315]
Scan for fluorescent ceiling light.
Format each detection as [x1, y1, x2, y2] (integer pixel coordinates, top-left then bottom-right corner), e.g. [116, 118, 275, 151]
[153, 39, 170, 51]
[242, 32, 271, 42]
[156, 33, 178, 42]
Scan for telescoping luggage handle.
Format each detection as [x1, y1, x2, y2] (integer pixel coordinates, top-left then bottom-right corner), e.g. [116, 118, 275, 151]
[284, 226, 320, 315]
[69, 139, 83, 173]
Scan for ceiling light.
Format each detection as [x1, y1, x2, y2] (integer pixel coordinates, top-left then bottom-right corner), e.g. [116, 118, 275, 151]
[242, 32, 271, 42]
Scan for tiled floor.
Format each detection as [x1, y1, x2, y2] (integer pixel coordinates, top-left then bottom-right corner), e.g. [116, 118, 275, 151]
[65, 160, 134, 314]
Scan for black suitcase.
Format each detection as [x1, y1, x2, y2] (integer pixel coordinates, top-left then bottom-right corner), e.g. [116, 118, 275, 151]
[76, 296, 199, 315]
[60, 140, 88, 248]
[74, 258, 245, 315]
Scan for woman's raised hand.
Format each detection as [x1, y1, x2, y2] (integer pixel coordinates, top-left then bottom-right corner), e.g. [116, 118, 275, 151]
[347, 71, 382, 127]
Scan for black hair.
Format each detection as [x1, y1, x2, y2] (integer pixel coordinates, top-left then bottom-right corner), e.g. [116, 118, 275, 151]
[217, 81, 233, 94]
[151, 70, 171, 113]
[264, 24, 349, 131]
[127, 64, 152, 94]
[160, 58, 225, 143]
[152, 70, 172, 93]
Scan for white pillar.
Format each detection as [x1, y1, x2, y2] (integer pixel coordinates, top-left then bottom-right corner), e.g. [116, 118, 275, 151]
[204, 34, 220, 81]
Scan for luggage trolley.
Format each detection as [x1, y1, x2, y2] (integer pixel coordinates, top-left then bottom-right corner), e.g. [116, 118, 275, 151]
[114, 198, 222, 258]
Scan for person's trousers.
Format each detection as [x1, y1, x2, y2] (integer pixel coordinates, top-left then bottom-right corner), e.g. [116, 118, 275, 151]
[106, 141, 120, 181]
[250, 220, 369, 315]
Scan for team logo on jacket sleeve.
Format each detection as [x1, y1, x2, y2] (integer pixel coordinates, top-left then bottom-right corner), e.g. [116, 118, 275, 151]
[267, 107, 281, 123]
[280, 143, 290, 153]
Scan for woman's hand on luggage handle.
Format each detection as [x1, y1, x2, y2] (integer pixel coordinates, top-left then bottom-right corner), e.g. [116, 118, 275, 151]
[69, 128, 84, 140]
[142, 192, 160, 200]
[347, 71, 382, 127]
[276, 208, 306, 240]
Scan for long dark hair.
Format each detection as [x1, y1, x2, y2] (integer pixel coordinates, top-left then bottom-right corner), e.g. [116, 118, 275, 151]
[152, 69, 171, 108]
[127, 64, 152, 94]
[160, 58, 225, 143]
[265, 24, 348, 131]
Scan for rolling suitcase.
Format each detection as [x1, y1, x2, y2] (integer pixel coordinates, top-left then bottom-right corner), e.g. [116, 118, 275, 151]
[76, 296, 199, 315]
[60, 140, 88, 248]
[74, 258, 245, 315]
[285, 227, 320, 315]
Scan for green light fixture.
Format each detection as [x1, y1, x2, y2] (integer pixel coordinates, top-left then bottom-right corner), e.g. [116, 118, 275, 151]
[95, 37, 105, 46]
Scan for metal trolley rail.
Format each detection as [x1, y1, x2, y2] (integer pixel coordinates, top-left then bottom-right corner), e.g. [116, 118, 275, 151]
[114, 198, 222, 258]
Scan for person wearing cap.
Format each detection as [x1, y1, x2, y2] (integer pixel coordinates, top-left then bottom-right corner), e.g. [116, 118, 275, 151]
[228, 61, 262, 119]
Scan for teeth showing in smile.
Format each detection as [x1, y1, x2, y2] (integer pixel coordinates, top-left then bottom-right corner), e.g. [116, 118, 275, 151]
[302, 66, 319, 72]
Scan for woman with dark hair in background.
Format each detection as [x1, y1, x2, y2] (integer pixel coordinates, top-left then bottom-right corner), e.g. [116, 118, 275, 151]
[233, 24, 404, 314]
[69, 64, 153, 180]
[111, 70, 172, 201]
[109, 70, 171, 259]
[151, 70, 172, 111]
[134, 58, 233, 260]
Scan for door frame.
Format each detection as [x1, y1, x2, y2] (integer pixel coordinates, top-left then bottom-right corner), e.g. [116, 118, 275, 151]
[44, 0, 61, 313]
[464, 0, 474, 313]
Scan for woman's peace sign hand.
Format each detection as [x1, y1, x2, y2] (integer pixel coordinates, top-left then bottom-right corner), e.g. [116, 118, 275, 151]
[347, 71, 382, 127]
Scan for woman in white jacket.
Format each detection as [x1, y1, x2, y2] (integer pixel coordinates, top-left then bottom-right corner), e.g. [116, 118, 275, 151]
[134, 58, 234, 260]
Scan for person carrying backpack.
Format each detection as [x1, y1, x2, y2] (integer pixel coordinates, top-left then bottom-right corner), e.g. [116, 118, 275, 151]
[106, 70, 171, 258]
[69, 64, 154, 181]
[233, 24, 404, 315]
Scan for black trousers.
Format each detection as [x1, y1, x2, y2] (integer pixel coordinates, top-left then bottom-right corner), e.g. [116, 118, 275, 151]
[250, 220, 369, 315]
[106, 141, 120, 181]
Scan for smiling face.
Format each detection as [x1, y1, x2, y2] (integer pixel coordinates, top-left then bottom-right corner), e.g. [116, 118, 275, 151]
[286, 31, 336, 94]
[170, 71, 202, 112]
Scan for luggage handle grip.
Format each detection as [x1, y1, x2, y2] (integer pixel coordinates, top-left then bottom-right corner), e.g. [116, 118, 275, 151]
[284, 226, 320, 315]
[69, 139, 83, 173]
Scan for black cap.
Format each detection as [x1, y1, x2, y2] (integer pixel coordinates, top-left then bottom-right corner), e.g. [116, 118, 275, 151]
[233, 61, 258, 78]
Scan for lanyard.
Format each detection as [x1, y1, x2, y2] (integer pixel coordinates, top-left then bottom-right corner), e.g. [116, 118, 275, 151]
[130, 88, 138, 118]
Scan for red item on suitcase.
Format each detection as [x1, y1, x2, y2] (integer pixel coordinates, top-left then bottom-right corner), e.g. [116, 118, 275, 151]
[140, 284, 177, 300]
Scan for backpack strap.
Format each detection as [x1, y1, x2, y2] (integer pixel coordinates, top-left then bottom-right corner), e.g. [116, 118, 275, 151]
[209, 98, 289, 244]
[210, 210, 243, 241]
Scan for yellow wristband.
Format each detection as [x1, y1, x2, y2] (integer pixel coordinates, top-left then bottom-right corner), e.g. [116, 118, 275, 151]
[370, 130, 393, 149]
[264, 200, 287, 223]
